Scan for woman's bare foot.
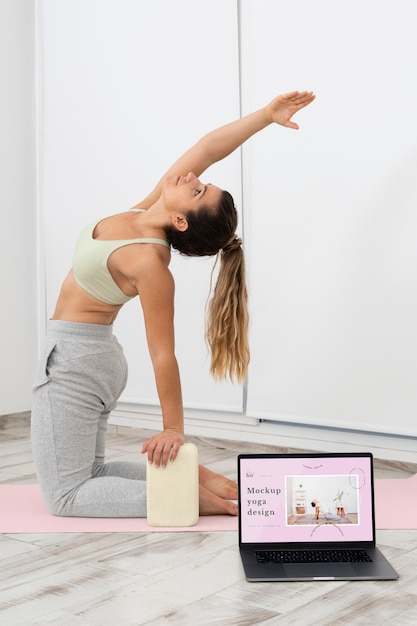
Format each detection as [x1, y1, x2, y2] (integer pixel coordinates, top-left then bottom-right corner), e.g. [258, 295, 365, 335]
[199, 465, 238, 500]
[199, 486, 238, 516]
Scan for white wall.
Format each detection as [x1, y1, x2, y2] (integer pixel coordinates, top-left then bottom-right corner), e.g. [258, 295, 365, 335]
[40, 0, 244, 412]
[0, 0, 38, 414]
[241, 0, 417, 437]
[39, 1, 417, 448]
[3, 1, 417, 461]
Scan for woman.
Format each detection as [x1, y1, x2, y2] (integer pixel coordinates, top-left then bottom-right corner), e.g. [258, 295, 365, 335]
[31, 90, 315, 518]
[311, 500, 341, 522]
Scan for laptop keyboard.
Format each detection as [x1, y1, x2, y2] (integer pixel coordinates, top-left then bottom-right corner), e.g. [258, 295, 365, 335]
[255, 549, 373, 564]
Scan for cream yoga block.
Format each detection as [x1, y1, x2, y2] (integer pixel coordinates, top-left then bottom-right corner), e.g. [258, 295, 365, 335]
[146, 443, 199, 527]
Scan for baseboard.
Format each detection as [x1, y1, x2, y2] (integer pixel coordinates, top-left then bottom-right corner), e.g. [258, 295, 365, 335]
[7, 407, 415, 465]
[110, 403, 417, 464]
[0, 411, 31, 427]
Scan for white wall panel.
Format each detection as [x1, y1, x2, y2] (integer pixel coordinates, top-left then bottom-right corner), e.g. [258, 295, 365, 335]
[241, 0, 417, 435]
[0, 0, 37, 414]
[41, 0, 243, 412]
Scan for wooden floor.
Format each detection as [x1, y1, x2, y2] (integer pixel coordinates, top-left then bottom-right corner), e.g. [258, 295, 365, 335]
[1, 414, 417, 626]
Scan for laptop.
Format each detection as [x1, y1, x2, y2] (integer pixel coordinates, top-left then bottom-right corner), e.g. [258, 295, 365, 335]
[238, 452, 399, 582]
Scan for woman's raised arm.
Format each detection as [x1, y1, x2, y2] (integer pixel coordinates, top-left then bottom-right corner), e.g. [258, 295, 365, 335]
[136, 90, 315, 209]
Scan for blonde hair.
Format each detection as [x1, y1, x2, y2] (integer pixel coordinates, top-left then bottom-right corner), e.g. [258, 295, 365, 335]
[206, 238, 249, 383]
[165, 190, 250, 383]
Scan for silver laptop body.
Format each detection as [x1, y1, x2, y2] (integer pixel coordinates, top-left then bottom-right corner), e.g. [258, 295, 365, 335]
[238, 452, 399, 582]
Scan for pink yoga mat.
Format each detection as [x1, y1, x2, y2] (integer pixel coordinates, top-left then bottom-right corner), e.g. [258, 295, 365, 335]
[0, 484, 237, 533]
[0, 477, 416, 533]
[374, 473, 417, 530]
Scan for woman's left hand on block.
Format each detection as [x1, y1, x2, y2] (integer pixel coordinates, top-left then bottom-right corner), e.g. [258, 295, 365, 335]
[142, 429, 185, 467]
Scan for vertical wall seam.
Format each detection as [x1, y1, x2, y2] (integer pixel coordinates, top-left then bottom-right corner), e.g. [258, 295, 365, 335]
[237, 0, 249, 415]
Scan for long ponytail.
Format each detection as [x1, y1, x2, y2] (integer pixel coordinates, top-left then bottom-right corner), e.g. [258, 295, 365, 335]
[206, 239, 250, 383]
[165, 190, 250, 382]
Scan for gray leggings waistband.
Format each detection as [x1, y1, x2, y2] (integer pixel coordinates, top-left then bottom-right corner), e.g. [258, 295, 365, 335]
[47, 319, 115, 339]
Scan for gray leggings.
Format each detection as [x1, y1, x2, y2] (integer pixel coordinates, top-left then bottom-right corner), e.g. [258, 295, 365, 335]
[31, 320, 147, 517]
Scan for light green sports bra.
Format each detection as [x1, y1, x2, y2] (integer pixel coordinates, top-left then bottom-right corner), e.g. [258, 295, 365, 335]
[72, 209, 170, 305]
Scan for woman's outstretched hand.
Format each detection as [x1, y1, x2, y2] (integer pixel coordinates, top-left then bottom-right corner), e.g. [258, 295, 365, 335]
[265, 90, 316, 130]
[142, 429, 185, 467]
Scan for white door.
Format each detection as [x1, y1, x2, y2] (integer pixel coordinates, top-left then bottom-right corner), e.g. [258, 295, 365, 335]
[241, 0, 417, 436]
[41, 0, 244, 413]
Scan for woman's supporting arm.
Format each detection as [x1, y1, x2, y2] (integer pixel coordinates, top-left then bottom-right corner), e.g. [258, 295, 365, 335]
[130, 252, 185, 467]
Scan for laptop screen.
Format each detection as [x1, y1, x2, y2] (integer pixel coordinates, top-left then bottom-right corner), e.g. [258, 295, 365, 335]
[238, 453, 375, 545]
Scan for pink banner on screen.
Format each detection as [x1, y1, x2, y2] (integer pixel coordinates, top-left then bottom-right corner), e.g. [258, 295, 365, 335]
[239, 456, 373, 544]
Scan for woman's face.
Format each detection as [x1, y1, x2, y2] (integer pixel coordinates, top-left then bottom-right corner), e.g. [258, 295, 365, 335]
[163, 172, 222, 214]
